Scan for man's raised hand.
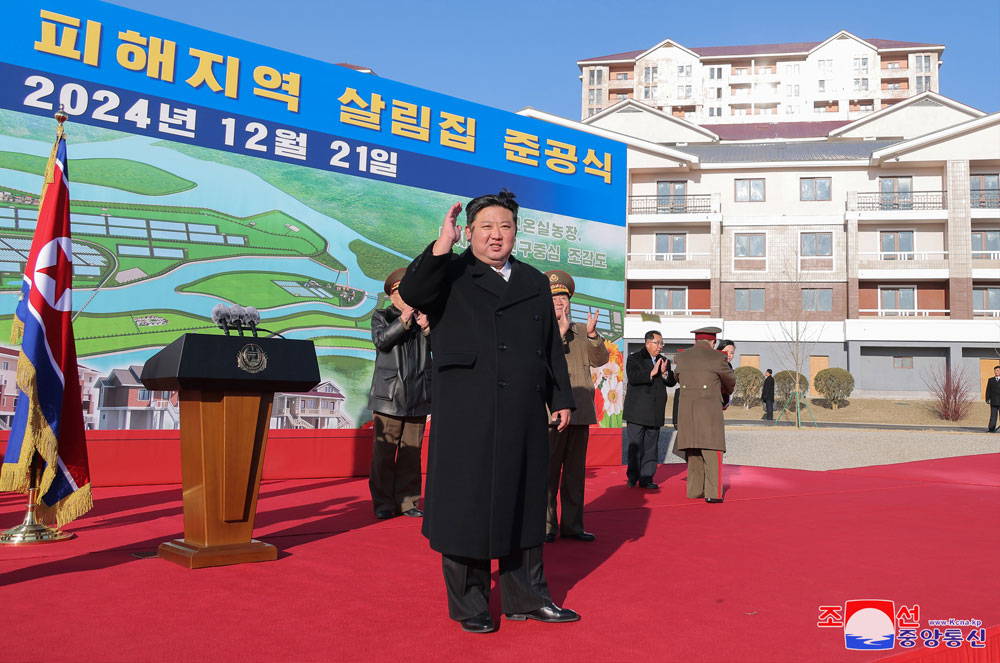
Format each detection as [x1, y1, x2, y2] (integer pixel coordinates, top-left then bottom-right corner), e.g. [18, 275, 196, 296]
[433, 201, 464, 256]
[586, 309, 599, 338]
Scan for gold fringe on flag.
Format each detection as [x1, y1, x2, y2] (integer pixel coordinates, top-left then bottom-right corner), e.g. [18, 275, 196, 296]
[36, 482, 93, 528]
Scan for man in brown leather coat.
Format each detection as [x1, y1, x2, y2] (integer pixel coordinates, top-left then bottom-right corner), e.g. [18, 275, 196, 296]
[544, 270, 609, 543]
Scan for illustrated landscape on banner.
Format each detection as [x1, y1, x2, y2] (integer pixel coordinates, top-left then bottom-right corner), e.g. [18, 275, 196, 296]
[0, 1, 626, 431]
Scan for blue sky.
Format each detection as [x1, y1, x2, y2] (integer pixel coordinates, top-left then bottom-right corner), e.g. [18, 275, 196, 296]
[107, 0, 1000, 119]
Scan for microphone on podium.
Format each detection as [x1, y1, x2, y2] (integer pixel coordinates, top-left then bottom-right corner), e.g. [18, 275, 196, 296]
[211, 303, 232, 335]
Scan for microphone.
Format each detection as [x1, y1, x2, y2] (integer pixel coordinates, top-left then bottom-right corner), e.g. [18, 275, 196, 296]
[211, 303, 232, 335]
[229, 305, 247, 336]
[245, 306, 260, 337]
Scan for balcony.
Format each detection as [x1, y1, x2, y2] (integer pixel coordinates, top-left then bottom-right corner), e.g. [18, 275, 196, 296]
[881, 88, 910, 99]
[857, 251, 949, 279]
[879, 67, 909, 78]
[858, 308, 949, 318]
[627, 252, 711, 269]
[628, 194, 719, 215]
[974, 310, 1000, 318]
[972, 192, 1000, 209]
[850, 191, 946, 212]
[626, 308, 711, 317]
[608, 77, 634, 89]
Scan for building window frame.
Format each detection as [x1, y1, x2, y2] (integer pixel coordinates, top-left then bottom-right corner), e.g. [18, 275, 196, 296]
[879, 229, 916, 260]
[802, 288, 833, 312]
[879, 285, 918, 313]
[800, 177, 832, 201]
[734, 178, 765, 202]
[734, 287, 765, 312]
[972, 229, 1000, 259]
[654, 231, 687, 260]
[892, 356, 914, 369]
[652, 285, 688, 312]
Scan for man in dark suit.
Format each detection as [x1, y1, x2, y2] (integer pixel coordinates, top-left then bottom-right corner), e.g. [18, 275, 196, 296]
[622, 330, 675, 489]
[986, 365, 1000, 432]
[400, 190, 578, 634]
[761, 368, 775, 421]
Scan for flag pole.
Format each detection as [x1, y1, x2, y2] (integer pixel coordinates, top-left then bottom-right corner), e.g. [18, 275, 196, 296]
[0, 107, 76, 545]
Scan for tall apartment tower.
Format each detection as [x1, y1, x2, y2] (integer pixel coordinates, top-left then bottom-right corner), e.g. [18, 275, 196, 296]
[578, 31, 943, 123]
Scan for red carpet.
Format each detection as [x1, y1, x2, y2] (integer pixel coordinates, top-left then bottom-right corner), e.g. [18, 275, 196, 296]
[1, 454, 997, 662]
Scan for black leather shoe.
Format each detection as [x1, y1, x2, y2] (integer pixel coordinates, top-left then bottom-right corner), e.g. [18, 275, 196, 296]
[626, 479, 637, 488]
[638, 482, 659, 490]
[460, 614, 496, 633]
[402, 508, 423, 517]
[705, 497, 724, 503]
[375, 509, 397, 520]
[505, 601, 580, 623]
[564, 531, 596, 542]
[543, 532, 555, 543]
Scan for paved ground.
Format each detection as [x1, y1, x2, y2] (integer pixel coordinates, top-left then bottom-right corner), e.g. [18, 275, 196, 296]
[627, 425, 1000, 471]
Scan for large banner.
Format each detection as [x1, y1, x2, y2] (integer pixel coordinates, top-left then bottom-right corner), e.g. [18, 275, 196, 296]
[0, 1, 626, 431]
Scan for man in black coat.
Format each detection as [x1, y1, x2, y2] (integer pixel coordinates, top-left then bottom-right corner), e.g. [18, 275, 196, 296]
[986, 365, 1000, 432]
[622, 330, 675, 488]
[761, 368, 775, 421]
[366, 267, 432, 520]
[399, 190, 578, 634]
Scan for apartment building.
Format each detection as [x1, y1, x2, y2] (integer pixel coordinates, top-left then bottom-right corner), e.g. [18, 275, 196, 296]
[522, 91, 1000, 398]
[578, 31, 943, 125]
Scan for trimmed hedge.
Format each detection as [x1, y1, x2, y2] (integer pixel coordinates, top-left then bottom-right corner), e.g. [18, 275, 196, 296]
[813, 367, 855, 409]
[774, 370, 809, 405]
[734, 365, 764, 408]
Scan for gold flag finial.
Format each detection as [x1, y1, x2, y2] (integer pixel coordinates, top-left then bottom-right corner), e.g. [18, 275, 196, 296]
[55, 105, 68, 137]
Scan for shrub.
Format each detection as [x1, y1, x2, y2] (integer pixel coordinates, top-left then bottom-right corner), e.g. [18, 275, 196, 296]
[773, 370, 809, 406]
[813, 367, 854, 409]
[734, 366, 764, 408]
[923, 364, 975, 422]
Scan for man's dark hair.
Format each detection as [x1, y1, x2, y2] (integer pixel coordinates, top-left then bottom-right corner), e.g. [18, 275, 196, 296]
[465, 189, 518, 227]
[766, 369, 772, 375]
[717, 339, 735, 350]
[644, 330, 662, 342]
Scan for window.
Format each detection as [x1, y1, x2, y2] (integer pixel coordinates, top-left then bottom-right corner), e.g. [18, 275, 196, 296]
[643, 66, 658, 83]
[818, 80, 826, 93]
[885, 82, 902, 91]
[893, 357, 914, 369]
[709, 66, 722, 79]
[785, 84, 799, 97]
[801, 232, 833, 256]
[880, 230, 914, 260]
[677, 64, 692, 77]
[656, 181, 687, 213]
[643, 85, 657, 99]
[880, 177, 912, 210]
[972, 230, 1000, 258]
[858, 102, 873, 112]
[653, 287, 686, 311]
[885, 61, 902, 70]
[734, 288, 765, 312]
[711, 87, 722, 99]
[588, 89, 595, 105]
[735, 179, 765, 202]
[971, 174, 1000, 208]
[616, 93, 628, 100]
[734, 233, 766, 257]
[880, 287, 916, 311]
[853, 57, 869, 73]
[616, 72, 629, 80]
[974, 287, 1000, 312]
[655, 232, 686, 259]
[916, 76, 930, 92]
[733, 66, 749, 75]
[676, 85, 692, 98]
[733, 107, 749, 116]
[915, 55, 931, 73]
[800, 177, 832, 201]
[137, 389, 150, 401]
[853, 78, 869, 91]
[708, 107, 722, 117]
[802, 288, 833, 311]
[785, 105, 796, 114]
[588, 69, 603, 85]
[1, 361, 7, 370]
[817, 59, 833, 72]
[594, 90, 602, 104]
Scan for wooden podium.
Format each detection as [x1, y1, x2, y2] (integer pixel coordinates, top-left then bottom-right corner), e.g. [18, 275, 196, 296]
[141, 333, 319, 568]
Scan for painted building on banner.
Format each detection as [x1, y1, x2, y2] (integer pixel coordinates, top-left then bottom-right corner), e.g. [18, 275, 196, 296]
[578, 30, 943, 124]
[0, 1, 626, 431]
[523, 91, 1000, 398]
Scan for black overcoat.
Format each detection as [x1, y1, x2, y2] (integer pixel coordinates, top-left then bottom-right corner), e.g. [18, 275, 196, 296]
[622, 349, 675, 427]
[761, 375, 775, 402]
[986, 376, 1000, 405]
[399, 244, 575, 559]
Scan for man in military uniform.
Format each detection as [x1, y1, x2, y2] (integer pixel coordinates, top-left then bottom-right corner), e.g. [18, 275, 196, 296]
[672, 326, 736, 503]
[367, 268, 432, 519]
[544, 270, 609, 543]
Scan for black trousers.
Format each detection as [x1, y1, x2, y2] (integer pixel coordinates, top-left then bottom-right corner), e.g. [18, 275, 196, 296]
[441, 546, 551, 619]
[626, 422, 659, 484]
[989, 405, 999, 432]
[763, 399, 774, 420]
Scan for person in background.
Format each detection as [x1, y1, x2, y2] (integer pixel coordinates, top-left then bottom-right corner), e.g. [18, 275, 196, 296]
[986, 365, 1000, 433]
[716, 339, 736, 409]
[761, 369, 775, 421]
[623, 330, 675, 489]
[366, 268, 432, 520]
[544, 270, 609, 543]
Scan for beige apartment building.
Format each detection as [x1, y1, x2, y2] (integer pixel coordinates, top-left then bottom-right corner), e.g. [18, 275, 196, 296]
[522, 91, 1000, 398]
[578, 31, 943, 125]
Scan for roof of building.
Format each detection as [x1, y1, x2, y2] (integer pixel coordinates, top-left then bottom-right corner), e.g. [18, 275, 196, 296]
[677, 139, 900, 163]
[105, 366, 144, 387]
[335, 62, 376, 75]
[580, 37, 943, 63]
[699, 120, 852, 141]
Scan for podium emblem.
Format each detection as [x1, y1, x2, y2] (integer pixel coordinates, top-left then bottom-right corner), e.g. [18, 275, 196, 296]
[236, 343, 268, 374]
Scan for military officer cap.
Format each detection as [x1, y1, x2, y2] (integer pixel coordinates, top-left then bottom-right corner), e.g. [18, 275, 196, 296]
[383, 267, 407, 295]
[546, 270, 575, 298]
[691, 325, 722, 341]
